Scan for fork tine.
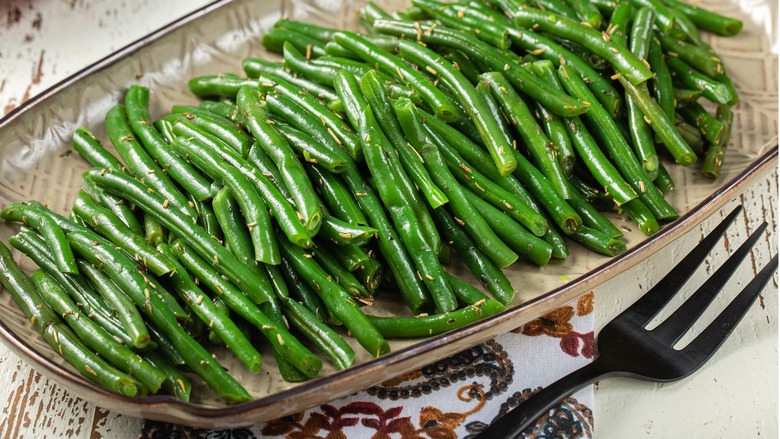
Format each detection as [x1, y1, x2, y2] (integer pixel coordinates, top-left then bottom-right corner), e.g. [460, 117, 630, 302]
[624, 206, 743, 325]
[651, 222, 768, 344]
[680, 253, 777, 370]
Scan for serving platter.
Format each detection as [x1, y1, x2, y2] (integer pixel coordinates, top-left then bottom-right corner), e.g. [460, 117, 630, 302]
[0, 0, 775, 428]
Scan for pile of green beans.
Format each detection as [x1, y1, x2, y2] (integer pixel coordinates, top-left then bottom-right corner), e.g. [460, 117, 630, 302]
[0, 0, 742, 402]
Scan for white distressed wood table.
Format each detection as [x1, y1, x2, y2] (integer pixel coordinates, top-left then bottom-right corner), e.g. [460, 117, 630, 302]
[0, 1, 776, 437]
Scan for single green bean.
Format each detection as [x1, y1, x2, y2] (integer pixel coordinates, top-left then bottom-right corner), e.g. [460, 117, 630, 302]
[570, 225, 627, 256]
[661, 0, 743, 36]
[188, 74, 257, 99]
[0, 203, 77, 274]
[666, 57, 735, 105]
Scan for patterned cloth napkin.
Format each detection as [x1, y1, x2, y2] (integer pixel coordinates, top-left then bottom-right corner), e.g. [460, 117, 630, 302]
[139, 293, 595, 438]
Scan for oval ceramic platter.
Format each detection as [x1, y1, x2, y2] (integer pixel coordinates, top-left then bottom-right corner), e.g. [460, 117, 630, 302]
[0, 0, 776, 428]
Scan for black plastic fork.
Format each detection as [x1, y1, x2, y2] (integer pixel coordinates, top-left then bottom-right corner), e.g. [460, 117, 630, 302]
[476, 206, 778, 438]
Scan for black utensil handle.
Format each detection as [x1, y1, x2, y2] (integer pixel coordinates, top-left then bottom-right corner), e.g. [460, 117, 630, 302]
[475, 359, 608, 438]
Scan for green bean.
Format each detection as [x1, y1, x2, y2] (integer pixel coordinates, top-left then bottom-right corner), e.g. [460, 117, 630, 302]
[361, 71, 449, 210]
[279, 258, 329, 323]
[661, 0, 743, 36]
[366, 295, 504, 338]
[237, 86, 323, 235]
[105, 105, 196, 222]
[280, 296, 355, 370]
[305, 164, 368, 226]
[142, 351, 192, 401]
[371, 19, 591, 118]
[190, 193, 223, 243]
[479, 72, 571, 198]
[429, 207, 516, 305]
[677, 101, 724, 145]
[310, 54, 396, 85]
[461, 191, 554, 267]
[567, 0, 604, 28]
[258, 73, 362, 161]
[157, 243, 263, 372]
[86, 167, 275, 304]
[66, 229, 251, 401]
[72, 127, 125, 172]
[142, 211, 167, 246]
[563, 181, 624, 238]
[666, 57, 735, 105]
[261, 27, 327, 58]
[325, 241, 370, 272]
[199, 100, 246, 127]
[628, 0, 675, 33]
[273, 19, 338, 44]
[312, 244, 371, 299]
[169, 136, 279, 264]
[359, 104, 457, 313]
[557, 64, 679, 221]
[210, 187, 275, 305]
[501, 24, 622, 116]
[278, 237, 390, 357]
[188, 74, 257, 99]
[317, 215, 377, 246]
[569, 225, 627, 256]
[658, 35, 722, 78]
[0, 203, 77, 274]
[619, 76, 697, 167]
[434, 134, 549, 237]
[620, 197, 661, 235]
[32, 270, 167, 392]
[654, 162, 676, 194]
[412, 0, 511, 50]
[8, 230, 135, 347]
[358, 1, 393, 24]
[168, 239, 322, 378]
[605, 1, 631, 47]
[71, 190, 177, 276]
[647, 36, 675, 122]
[675, 117, 705, 155]
[169, 105, 253, 158]
[474, 78, 514, 147]
[420, 108, 570, 256]
[673, 87, 703, 108]
[331, 31, 459, 122]
[125, 87, 217, 201]
[510, 7, 653, 85]
[79, 174, 144, 237]
[421, 144, 519, 267]
[354, 74, 444, 256]
[245, 55, 341, 102]
[701, 104, 733, 178]
[77, 260, 151, 351]
[342, 165, 432, 314]
[396, 40, 517, 176]
[0, 241, 146, 396]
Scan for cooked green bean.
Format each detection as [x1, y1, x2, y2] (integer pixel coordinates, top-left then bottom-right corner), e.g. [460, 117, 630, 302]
[8, 230, 135, 348]
[305, 163, 368, 226]
[105, 105, 196, 222]
[71, 190, 177, 276]
[261, 27, 327, 58]
[126, 87, 217, 201]
[332, 31, 459, 123]
[86, 167, 275, 304]
[72, 127, 125, 172]
[371, 19, 590, 118]
[157, 242, 263, 372]
[258, 73, 362, 161]
[142, 351, 192, 401]
[557, 64, 679, 221]
[678, 101, 725, 146]
[480, 72, 571, 198]
[188, 74, 257, 99]
[278, 237, 390, 357]
[0, 241, 146, 396]
[702, 104, 733, 178]
[666, 57, 735, 105]
[169, 105, 253, 157]
[168, 239, 322, 378]
[169, 136, 279, 264]
[0, 202, 77, 274]
[661, 0, 743, 36]
[395, 39, 517, 176]
[32, 270, 167, 392]
[605, 1, 631, 47]
[509, 6, 653, 85]
[67, 229, 251, 402]
[312, 244, 370, 299]
[317, 215, 377, 246]
[276, 121, 350, 174]
[237, 86, 323, 235]
[569, 225, 627, 256]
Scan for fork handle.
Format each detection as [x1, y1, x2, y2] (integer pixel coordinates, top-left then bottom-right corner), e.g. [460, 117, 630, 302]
[475, 358, 610, 438]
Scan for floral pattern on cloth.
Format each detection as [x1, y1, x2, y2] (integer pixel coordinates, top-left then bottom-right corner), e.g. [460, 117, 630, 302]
[139, 293, 595, 439]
